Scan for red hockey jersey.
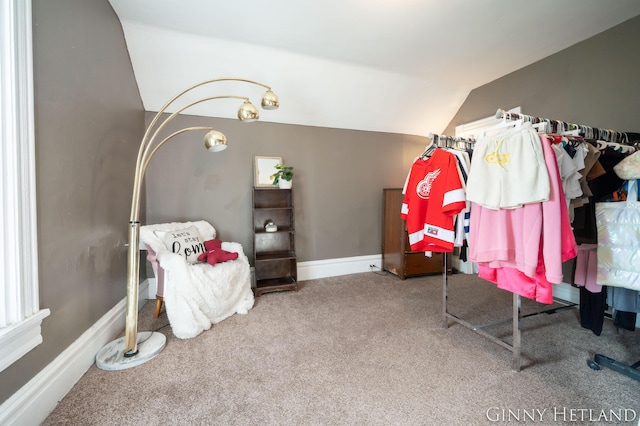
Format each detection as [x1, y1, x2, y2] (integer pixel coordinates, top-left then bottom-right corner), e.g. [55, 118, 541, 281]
[401, 148, 466, 252]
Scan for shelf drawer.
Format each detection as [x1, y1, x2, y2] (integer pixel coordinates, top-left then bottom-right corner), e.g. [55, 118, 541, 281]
[254, 276, 298, 296]
[255, 258, 297, 280]
[404, 252, 444, 276]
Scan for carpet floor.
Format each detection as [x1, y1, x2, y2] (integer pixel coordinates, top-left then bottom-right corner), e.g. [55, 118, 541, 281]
[42, 271, 640, 425]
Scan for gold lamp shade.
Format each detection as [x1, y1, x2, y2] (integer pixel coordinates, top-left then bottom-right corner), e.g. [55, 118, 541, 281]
[237, 100, 259, 121]
[204, 130, 228, 152]
[261, 90, 280, 110]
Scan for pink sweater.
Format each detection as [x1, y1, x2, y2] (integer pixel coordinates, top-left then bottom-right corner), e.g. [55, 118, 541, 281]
[469, 135, 577, 304]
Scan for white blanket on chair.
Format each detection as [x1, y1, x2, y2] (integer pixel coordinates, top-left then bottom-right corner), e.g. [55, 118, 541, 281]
[140, 221, 254, 339]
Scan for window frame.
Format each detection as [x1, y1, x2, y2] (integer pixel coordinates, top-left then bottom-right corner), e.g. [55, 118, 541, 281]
[0, 0, 50, 373]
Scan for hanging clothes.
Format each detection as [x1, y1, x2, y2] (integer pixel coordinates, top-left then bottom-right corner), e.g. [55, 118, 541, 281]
[445, 147, 472, 248]
[468, 131, 578, 304]
[571, 141, 639, 334]
[609, 286, 639, 331]
[401, 148, 466, 253]
[579, 286, 607, 336]
[569, 142, 602, 221]
[466, 122, 550, 209]
[572, 243, 605, 335]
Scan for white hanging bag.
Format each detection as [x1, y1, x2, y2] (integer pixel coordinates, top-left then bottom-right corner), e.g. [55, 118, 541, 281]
[595, 179, 640, 290]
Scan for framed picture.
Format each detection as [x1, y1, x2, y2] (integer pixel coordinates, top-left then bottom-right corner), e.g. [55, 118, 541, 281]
[254, 156, 283, 188]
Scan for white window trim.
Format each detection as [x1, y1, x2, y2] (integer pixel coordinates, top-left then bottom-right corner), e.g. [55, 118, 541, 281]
[0, 0, 50, 372]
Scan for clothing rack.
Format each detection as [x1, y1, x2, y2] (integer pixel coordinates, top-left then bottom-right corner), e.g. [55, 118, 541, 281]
[442, 252, 577, 371]
[495, 108, 636, 145]
[496, 110, 640, 380]
[427, 132, 475, 151]
[429, 131, 577, 371]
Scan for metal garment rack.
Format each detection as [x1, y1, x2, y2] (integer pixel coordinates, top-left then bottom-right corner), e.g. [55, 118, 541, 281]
[589, 354, 640, 381]
[495, 109, 639, 377]
[427, 132, 475, 151]
[495, 108, 636, 145]
[428, 130, 577, 371]
[441, 253, 577, 371]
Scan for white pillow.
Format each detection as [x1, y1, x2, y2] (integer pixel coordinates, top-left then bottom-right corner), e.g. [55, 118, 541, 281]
[158, 226, 206, 264]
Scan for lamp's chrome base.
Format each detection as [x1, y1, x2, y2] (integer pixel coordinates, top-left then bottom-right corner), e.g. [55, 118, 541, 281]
[95, 331, 166, 371]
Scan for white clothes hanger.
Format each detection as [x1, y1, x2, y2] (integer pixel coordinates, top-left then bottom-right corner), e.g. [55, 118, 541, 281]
[532, 122, 548, 134]
[560, 129, 580, 136]
[606, 141, 634, 154]
[481, 115, 523, 138]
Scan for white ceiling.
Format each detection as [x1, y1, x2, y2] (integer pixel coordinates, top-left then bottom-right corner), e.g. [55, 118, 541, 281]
[109, 0, 640, 136]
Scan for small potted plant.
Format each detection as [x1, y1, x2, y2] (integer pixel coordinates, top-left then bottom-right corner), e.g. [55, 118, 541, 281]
[270, 163, 294, 189]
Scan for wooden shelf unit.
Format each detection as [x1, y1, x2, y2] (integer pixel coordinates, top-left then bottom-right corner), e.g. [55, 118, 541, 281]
[252, 188, 298, 296]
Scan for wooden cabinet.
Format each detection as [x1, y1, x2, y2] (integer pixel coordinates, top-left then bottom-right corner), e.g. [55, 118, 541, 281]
[382, 188, 449, 279]
[252, 188, 298, 296]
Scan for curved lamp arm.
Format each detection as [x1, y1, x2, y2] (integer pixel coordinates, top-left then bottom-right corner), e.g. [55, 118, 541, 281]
[137, 78, 278, 174]
[130, 95, 253, 222]
[121, 78, 279, 359]
[141, 126, 218, 176]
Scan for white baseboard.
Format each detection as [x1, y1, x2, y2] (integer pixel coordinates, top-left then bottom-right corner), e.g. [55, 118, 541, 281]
[149, 255, 385, 289]
[297, 254, 382, 281]
[0, 280, 150, 426]
[553, 282, 580, 304]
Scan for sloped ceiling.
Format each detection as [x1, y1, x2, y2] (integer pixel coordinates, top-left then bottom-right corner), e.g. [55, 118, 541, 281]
[109, 0, 640, 136]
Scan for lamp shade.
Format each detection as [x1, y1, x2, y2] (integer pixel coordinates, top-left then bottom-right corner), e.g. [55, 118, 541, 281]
[261, 90, 280, 110]
[237, 101, 259, 122]
[204, 130, 228, 152]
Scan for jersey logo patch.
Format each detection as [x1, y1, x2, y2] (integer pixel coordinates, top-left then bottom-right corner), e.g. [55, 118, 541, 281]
[426, 227, 439, 236]
[416, 169, 441, 199]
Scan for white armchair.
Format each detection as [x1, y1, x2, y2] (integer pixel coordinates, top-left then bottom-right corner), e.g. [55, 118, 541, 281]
[140, 220, 254, 339]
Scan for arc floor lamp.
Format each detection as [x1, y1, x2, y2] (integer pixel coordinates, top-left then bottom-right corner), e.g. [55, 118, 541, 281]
[96, 78, 279, 370]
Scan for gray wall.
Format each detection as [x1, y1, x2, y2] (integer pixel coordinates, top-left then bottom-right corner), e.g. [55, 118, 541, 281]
[0, 0, 144, 404]
[144, 115, 427, 262]
[442, 15, 640, 136]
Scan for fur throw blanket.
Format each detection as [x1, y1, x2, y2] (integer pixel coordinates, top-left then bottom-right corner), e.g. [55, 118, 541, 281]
[140, 221, 254, 339]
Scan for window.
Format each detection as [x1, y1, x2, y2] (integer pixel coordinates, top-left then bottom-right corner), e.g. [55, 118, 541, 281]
[0, 0, 50, 373]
